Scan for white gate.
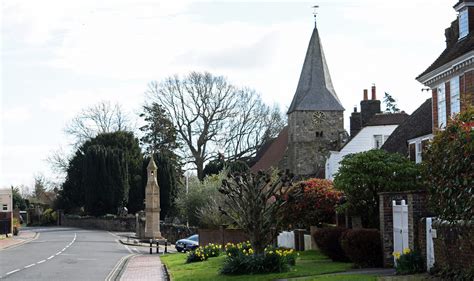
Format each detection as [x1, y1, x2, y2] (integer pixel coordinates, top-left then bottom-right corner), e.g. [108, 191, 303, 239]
[426, 217, 436, 270]
[392, 200, 409, 264]
[277, 231, 295, 249]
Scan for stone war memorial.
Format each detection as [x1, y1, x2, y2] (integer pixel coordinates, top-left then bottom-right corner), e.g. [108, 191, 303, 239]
[137, 155, 163, 240]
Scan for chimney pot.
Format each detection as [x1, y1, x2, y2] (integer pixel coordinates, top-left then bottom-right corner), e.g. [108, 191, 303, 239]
[371, 85, 376, 100]
[353, 106, 357, 112]
[363, 89, 368, 101]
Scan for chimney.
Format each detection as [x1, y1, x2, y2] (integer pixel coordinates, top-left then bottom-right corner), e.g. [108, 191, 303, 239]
[360, 84, 381, 127]
[353, 106, 357, 113]
[371, 85, 376, 100]
[363, 89, 368, 101]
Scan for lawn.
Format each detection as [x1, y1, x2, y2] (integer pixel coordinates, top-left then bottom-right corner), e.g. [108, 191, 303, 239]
[160, 250, 375, 281]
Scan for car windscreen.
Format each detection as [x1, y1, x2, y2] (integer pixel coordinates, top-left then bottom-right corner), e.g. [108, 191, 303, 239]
[188, 235, 198, 242]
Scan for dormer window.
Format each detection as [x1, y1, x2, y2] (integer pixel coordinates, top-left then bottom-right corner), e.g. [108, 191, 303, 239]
[459, 9, 469, 39]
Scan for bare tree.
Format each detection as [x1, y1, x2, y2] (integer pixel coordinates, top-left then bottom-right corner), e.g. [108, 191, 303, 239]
[223, 91, 285, 161]
[147, 72, 284, 180]
[65, 101, 131, 145]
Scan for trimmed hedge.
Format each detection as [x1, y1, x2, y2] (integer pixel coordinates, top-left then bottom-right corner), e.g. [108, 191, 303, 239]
[340, 229, 383, 268]
[313, 227, 349, 262]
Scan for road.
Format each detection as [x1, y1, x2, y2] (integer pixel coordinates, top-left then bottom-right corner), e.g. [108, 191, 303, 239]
[0, 227, 136, 280]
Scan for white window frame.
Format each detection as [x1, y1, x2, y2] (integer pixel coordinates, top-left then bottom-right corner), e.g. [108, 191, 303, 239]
[450, 76, 460, 115]
[408, 135, 433, 164]
[459, 9, 469, 39]
[373, 135, 390, 149]
[437, 84, 446, 129]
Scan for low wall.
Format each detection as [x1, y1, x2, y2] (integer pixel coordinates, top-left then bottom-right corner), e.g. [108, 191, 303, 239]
[61, 215, 136, 232]
[61, 214, 197, 243]
[198, 228, 248, 246]
[432, 220, 474, 271]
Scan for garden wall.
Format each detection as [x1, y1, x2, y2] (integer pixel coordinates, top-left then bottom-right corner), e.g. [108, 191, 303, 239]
[198, 228, 248, 246]
[60, 214, 197, 243]
[431, 220, 474, 271]
[378, 190, 430, 267]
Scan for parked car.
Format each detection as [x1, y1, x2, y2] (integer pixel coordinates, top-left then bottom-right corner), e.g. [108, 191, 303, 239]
[175, 234, 199, 252]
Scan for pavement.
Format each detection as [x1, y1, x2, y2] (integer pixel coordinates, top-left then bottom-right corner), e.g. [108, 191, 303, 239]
[0, 228, 38, 250]
[117, 255, 167, 281]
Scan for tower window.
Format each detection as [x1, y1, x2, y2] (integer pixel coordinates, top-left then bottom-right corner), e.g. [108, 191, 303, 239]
[315, 131, 323, 137]
[459, 9, 469, 39]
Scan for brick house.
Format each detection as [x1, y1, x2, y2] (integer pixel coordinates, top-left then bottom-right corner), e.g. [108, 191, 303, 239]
[416, 0, 474, 129]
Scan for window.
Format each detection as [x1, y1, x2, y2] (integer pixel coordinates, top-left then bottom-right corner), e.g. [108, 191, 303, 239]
[416, 142, 422, 163]
[2, 204, 7, 211]
[315, 131, 323, 138]
[374, 135, 383, 149]
[450, 77, 460, 115]
[437, 84, 446, 128]
[373, 135, 390, 149]
[459, 9, 469, 39]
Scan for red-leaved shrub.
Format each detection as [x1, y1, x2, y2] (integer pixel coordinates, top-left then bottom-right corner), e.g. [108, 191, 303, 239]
[340, 229, 383, 268]
[281, 178, 342, 228]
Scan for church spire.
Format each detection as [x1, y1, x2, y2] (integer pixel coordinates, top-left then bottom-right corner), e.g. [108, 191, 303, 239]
[287, 21, 344, 114]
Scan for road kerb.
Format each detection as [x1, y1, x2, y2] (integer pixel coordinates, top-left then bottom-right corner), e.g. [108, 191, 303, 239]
[105, 254, 136, 281]
[0, 232, 40, 251]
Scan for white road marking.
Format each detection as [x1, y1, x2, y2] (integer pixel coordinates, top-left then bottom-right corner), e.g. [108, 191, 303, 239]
[6, 269, 20, 275]
[56, 252, 62, 255]
[24, 264, 35, 268]
[37, 260, 46, 264]
[63, 247, 67, 251]
[47, 255, 54, 260]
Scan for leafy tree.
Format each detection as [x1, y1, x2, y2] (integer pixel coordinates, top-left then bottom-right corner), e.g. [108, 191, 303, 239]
[423, 109, 473, 222]
[146, 71, 284, 180]
[83, 146, 129, 216]
[139, 102, 179, 155]
[218, 170, 296, 254]
[59, 131, 143, 215]
[334, 149, 421, 228]
[12, 187, 27, 210]
[280, 178, 342, 229]
[383, 92, 400, 113]
[175, 172, 225, 226]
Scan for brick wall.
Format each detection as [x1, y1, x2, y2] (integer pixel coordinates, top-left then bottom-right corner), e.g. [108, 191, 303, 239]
[198, 228, 248, 246]
[432, 88, 438, 130]
[417, 217, 427, 271]
[378, 191, 429, 268]
[461, 69, 474, 111]
[431, 220, 474, 271]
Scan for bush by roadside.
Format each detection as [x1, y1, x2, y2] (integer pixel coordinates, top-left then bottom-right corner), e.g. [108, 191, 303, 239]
[313, 227, 349, 262]
[340, 229, 382, 268]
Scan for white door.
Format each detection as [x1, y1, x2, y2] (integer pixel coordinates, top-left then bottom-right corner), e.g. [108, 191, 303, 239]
[392, 200, 409, 265]
[426, 217, 435, 270]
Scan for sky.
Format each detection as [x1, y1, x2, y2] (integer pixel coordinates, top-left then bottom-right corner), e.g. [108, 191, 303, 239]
[1, 0, 457, 190]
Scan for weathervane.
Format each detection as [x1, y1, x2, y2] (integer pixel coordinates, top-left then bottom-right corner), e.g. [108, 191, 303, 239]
[312, 5, 319, 26]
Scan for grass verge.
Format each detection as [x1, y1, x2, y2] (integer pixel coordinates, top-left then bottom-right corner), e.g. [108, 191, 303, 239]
[160, 250, 357, 281]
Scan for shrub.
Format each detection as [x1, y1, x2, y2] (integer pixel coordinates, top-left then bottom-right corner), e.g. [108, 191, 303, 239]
[423, 109, 474, 222]
[334, 149, 422, 228]
[393, 248, 423, 275]
[340, 229, 382, 267]
[203, 243, 221, 257]
[313, 227, 349, 262]
[41, 208, 57, 225]
[220, 245, 296, 275]
[281, 178, 342, 228]
[186, 247, 208, 263]
[430, 264, 474, 281]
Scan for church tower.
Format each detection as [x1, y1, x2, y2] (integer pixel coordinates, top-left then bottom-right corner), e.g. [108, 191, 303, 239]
[287, 20, 345, 178]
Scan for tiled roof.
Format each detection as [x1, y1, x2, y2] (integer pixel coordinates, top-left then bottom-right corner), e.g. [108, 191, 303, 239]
[250, 127, 288, 172]
[287, 26, 344, 113]
[382, 98, 433, 155]
[417, 20, 474, 80]
[365, 112, 409, 126]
